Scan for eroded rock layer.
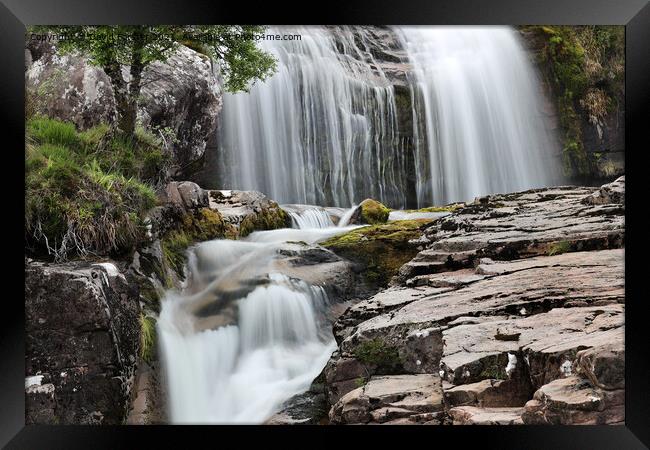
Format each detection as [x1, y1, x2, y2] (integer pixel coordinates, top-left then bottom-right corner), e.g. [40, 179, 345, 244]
[324, 177, 625, 425]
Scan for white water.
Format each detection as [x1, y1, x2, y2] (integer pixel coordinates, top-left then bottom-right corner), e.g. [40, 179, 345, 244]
[218, 26, 407, 207]
[397, 26, 561, 205]
[158, 207, 358, 424]
[217, 26, 561, 208]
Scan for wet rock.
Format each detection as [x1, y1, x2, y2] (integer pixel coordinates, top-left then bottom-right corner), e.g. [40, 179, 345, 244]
[348, 198, 390, 225]
[322, 219, 432, 289]
[25, 259, 140, 424]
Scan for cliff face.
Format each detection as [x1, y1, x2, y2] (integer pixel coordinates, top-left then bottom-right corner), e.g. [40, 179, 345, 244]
[518, 26, 625, 183]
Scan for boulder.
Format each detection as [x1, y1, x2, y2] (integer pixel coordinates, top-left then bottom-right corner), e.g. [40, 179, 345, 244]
[138, 46, 222, 176]
[159, 181, 209, 209]
[25, 259, 140, 424]
[25, 40, 116, 130]
[329, 374, 444, 424]
[25, 42, 222, 178]
[348, 198, 391, 225]
[521, 376, 624, 425]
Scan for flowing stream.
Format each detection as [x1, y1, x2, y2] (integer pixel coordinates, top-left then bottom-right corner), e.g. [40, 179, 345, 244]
[157, 206, 357, 424]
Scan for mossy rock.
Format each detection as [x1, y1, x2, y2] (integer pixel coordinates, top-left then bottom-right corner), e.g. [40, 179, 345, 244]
[238, 203, 290, 238]
[322, 219, 430, 287]
[356, 199, 390, 225]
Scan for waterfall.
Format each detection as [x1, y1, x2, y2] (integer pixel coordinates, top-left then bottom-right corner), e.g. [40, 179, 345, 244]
[396, 26, 560, 205]
[218, 26, 407, 207]
[216, 26, 560, 208]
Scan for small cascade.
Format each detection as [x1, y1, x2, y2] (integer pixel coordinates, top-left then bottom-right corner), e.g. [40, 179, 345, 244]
[157, 215, 358, 424]
[283, 204, 335, 229]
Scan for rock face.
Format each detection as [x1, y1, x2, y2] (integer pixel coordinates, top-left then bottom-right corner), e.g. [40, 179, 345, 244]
[322, 177, 625, 425]
[25, 40, 117, 130]
[138, 46, 222, 177]
[25, 259, 140, 424]
[25, 41, 222, 178]
[518, 28, 625, 182]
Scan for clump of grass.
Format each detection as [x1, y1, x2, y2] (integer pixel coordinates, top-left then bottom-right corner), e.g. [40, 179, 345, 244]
[548, 240, 572, 256]
[353, 338, 402, 373]
[161, 230, 192, 276]
[25, 117, 163, 261]
[139, 314, 157, 363]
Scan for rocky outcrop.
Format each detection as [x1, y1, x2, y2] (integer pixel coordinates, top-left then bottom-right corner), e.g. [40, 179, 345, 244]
[25, 41, 222, 178]
[25, 259, 140, 424]
[25, 40, 117, 129]
[207, 189, 290, 237]
[329, 374, 446, 425]
[322, 177, 625, 425]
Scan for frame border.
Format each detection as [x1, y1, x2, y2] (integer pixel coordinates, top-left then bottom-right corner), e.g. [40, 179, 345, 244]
[2, 0, 648, 447]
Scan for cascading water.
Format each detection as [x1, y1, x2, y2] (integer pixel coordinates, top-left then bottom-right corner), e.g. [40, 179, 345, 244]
[218, 26, 407, 207]
[396, 26, 561, 205]
[157, 206, 359, 424]
[216, 26, 561, 208]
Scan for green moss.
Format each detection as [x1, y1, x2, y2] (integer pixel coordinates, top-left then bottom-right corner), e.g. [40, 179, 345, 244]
[476, 354, 510, 381]
[548, 240, 572, 256]
[402, 204, 463, 213]
[322, 220, 429, 287]
[358, 198, 390, 225]
[354, 377, 367, 388]
[161, 229, 192, 276]
[353, 339, 402, 372]
[139, 314, 157, 363]
[238, 204, 290, 238]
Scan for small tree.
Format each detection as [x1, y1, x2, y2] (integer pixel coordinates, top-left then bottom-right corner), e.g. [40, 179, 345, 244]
[32, 25, 276, 138]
